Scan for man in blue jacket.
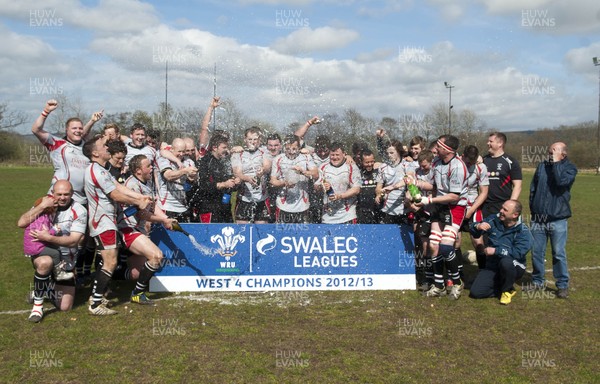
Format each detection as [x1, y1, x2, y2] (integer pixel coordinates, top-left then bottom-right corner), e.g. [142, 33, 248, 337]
[529, 142, 577, 299]
[469, 199, 533, 305]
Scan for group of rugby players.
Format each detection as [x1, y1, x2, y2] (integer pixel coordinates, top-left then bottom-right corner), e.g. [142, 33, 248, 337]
[20, 95, 527, 322]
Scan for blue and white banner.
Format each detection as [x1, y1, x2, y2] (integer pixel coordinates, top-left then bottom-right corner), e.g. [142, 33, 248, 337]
[149, 223, 416, 292]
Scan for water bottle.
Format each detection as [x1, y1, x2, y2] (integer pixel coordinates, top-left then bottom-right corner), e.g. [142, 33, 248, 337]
[222, 193, 231, 204]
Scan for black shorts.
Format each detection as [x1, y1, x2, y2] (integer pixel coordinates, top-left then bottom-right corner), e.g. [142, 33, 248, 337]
[482, 201, 502, 218]
[357, 207, 382, 224]
[275, 209, 309, 224]
[416, 220, 432, 238]
[235, 200, 270, 222]
[382, 213, 408, 225]
[428, 204, 450, 226]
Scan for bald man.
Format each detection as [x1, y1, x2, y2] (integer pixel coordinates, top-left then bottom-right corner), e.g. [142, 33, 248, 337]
[528, 142, 577, 299]
[156, 138, 198, 222]
[17, 180, 87, 322]
[469, 199, 533, 305]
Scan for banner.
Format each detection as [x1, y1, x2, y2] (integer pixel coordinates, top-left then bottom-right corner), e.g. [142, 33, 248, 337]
[149, 223, 416, 292]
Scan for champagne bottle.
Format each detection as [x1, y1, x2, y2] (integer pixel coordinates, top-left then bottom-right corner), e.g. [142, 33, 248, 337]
[324, 179, 335, 197]
[171, 221, 190, 237]
[407, 183, 422, 203]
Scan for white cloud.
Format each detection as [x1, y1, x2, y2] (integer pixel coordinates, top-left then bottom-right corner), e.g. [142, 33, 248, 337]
[355, 48, 396, 63]
[476, 0, 600, 34]
[270, 26, 359, 54]
[564, 42, 600, 76]
[0, 0, 159, 33]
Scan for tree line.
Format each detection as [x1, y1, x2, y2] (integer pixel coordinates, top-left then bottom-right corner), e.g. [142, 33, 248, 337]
[0, 95, 597, 169]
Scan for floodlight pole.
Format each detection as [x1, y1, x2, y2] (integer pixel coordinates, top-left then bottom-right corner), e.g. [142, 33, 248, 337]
[594, 57, 600, 175]
[444, 81, 454, 134]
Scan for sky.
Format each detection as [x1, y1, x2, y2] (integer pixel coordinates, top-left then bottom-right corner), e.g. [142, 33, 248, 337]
[1, 0, 599, 135]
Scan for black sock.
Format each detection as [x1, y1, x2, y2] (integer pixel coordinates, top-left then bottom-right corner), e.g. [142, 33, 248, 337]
[33, 272, 51, 302]
[455, 248, 464, 280]
[91, 269, 112, 308]
[133, 262, 159, 294]
[440, 244, 461, 285]
[431, 253, 444, 289]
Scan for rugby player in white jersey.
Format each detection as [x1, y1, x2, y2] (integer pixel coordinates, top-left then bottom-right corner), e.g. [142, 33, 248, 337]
[18, 180, 87, 322]
[231, 127, 271, 224]
[270, 134, 317, 223]
[156, 138, 198, 222]
[315, 142, 361, 224]
[31, 99, 104, 205]
[119, 154, 175, 305]
[413, 135, 468, 300]
[32, 99, 104, 285]
[83, 135, 152, 315]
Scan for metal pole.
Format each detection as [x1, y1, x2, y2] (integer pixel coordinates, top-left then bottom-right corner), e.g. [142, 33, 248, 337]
[594, 58, 600, 175]
[597, 64, 600, 175]
[449, 86, 452, 134]
[444, 81, 454, 135]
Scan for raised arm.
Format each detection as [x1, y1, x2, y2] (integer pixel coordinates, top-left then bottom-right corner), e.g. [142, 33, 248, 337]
[199, 96, 220, 149]
[294, 116, 320, 146]
[82, 109, 104, 140]
[31, 100, 59, 144]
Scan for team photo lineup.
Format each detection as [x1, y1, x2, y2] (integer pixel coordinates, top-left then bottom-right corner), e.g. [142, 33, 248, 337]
[21, 96, 577, 323]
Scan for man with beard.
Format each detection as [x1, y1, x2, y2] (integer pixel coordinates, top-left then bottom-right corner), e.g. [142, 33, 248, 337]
[190, 134, 240, 223]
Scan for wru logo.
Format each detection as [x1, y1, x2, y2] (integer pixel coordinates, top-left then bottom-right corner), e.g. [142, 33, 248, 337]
[210, 226, 245, 260]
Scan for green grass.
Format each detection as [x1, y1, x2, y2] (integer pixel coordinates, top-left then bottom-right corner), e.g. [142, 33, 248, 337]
[0, 167, 599, 383]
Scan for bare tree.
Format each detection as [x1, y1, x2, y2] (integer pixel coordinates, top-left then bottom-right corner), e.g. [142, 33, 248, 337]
[456, 109, 487, 146]
[0, 102, 27, 131]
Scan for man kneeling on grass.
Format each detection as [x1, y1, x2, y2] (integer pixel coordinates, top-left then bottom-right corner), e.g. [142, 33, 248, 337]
[469, 200, 533, 305]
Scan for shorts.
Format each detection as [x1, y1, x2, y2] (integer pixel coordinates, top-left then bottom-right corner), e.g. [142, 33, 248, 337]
[460, 208, 484, 232]
[27, 246, 61, 260]
[94, 230, 118, 250]
[357, 207, 382, 224]
[276, 209, 309, 224]
[416, 220, 431, 238]
[482, 201, 502, 218]
[235, 200, 270, 222]
[382, 213, 409, 225]
[429, 203, 465, 228]
[120, 227, 144, 249]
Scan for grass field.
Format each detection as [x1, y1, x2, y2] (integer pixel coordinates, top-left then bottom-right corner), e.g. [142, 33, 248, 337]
[0, 166, 598, 383]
